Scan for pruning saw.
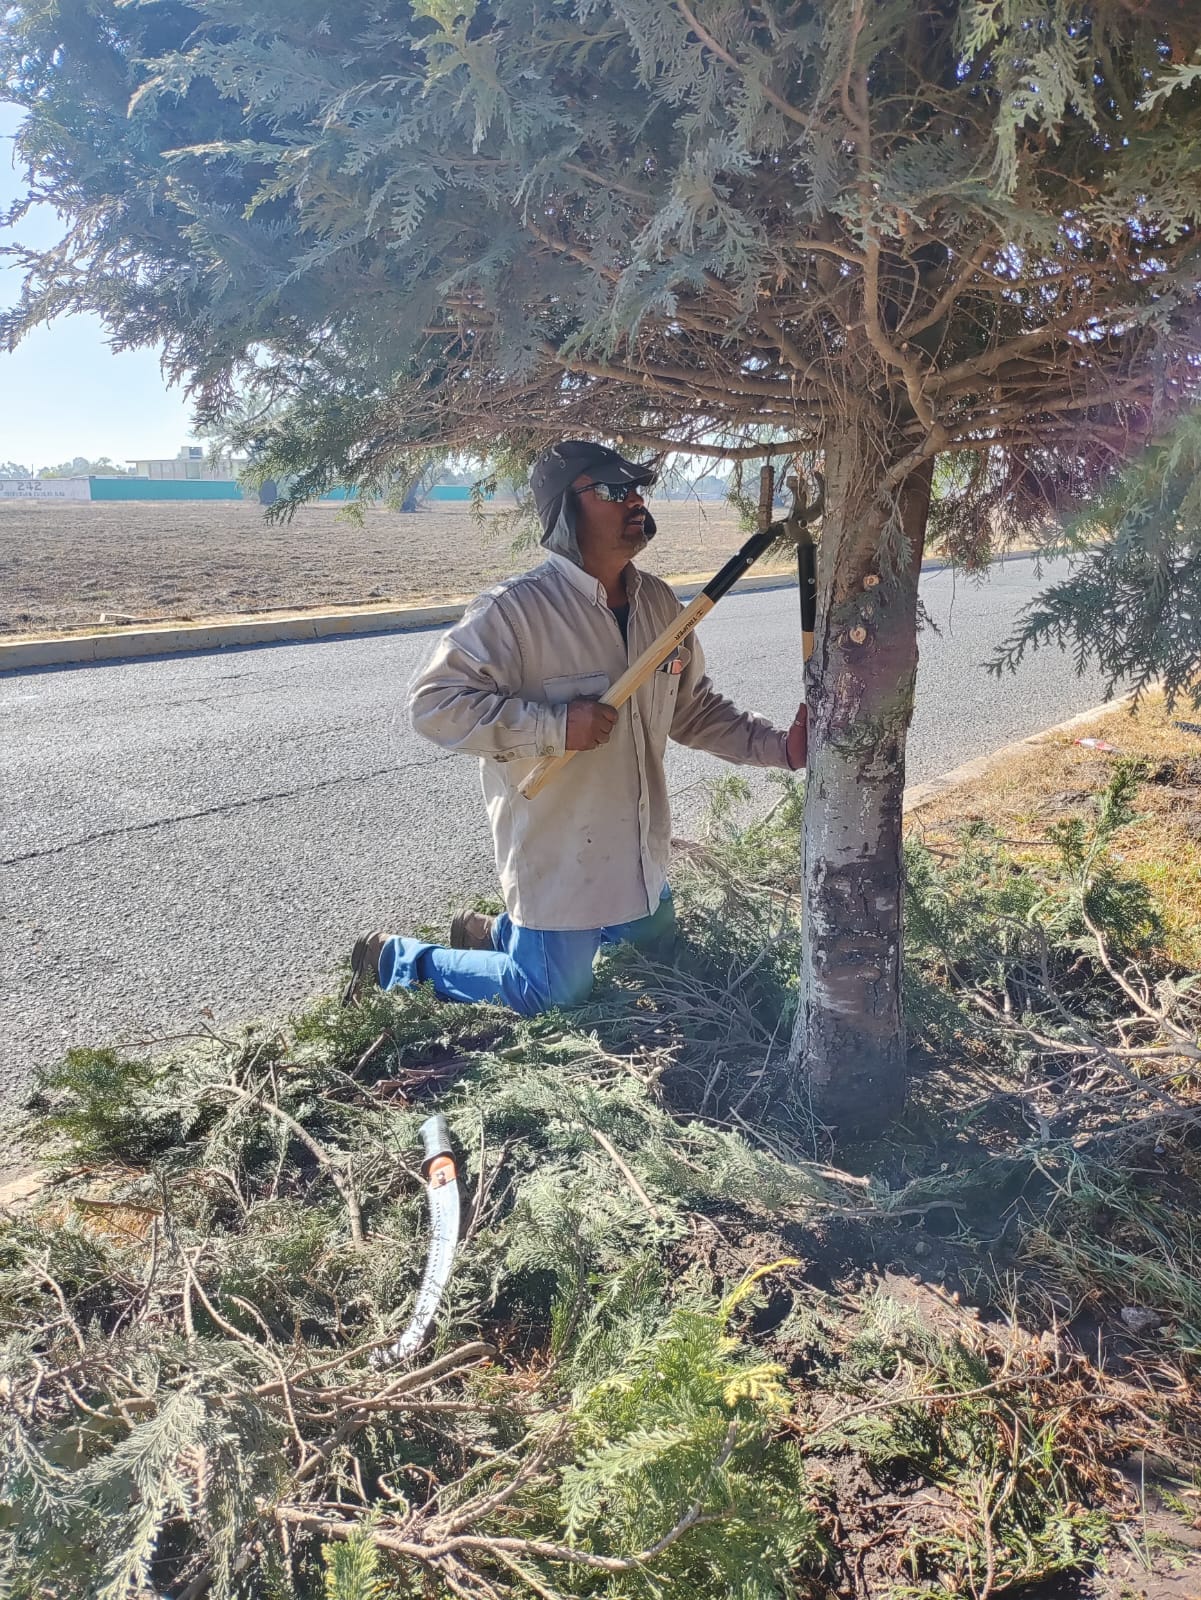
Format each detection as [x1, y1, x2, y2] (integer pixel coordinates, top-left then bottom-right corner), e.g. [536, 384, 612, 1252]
[374, 1113, 461, 1368]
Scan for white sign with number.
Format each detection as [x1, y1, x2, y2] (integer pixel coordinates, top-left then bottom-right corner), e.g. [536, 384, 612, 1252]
[0, 476, 92, 500]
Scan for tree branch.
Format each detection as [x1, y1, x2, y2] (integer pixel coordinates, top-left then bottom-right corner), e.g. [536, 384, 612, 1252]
[674, 1, 812, 130]
[204, 1083, 364, 1244]
[903, 233, 999, 340]
[276, 1419, 738, 1572]
[933, 310, 1135, 395]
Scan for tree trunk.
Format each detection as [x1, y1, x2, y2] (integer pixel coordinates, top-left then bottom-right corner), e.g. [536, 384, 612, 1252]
[789, 424, 934, 1136]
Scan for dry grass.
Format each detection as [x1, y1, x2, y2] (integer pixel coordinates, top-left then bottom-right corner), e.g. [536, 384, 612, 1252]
[908, 691, 1201, 969]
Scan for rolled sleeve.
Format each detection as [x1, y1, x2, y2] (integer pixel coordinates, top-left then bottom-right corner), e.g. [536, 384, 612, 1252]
[408, 595, 567, 762]
[669, 632, 790, 768]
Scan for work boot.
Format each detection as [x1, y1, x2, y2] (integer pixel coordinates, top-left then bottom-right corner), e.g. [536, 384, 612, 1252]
[342, 930, 388, 1007]
[450, 910, 496, 951]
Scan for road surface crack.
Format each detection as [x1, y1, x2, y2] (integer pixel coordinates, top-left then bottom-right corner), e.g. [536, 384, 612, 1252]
[2, 756, 449, 866]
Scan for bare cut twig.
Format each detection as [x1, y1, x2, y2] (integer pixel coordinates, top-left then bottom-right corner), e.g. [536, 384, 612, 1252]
[354, 1030, 389, 1075]
[588, 1127, 659, 1223]
[276, 1419, 739, 1572]
[30, 1260, 86, 1355]
[292, 1341, 497, 1487]
[1083, 907, 1201, 1058]
[204, 1081, 365, 1243]
[275, 1504, 730, 1573]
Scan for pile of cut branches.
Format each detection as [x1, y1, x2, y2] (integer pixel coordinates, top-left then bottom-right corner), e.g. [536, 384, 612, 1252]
[1, 984, 842, 1600]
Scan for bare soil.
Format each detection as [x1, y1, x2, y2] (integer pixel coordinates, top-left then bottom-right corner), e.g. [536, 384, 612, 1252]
[0, 497, 789, 637]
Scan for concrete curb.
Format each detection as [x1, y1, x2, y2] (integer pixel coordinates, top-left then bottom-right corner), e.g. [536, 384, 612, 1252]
[0, 571, 800, 673]
[0, 552, 1037, 674]
[0, 600, 472, 672]
[903, 691, 1136, 814]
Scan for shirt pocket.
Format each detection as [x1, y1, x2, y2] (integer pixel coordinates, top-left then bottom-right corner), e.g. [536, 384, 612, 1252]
[543, 671, 611, 705]
[648, 644, 690, 737]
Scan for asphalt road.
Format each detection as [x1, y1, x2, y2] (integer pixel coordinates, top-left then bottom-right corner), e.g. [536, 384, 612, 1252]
[1, 558, 1109, 1099]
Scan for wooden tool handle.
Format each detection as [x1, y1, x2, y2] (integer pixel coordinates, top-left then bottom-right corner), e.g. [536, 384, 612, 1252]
[518, 526, 776, 802]
[518, 592, 714, 800]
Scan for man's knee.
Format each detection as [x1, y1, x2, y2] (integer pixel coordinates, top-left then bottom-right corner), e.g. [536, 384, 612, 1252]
[547, 964, 596, 1009]
[505, 943, 596, 1014]
[510, 966, 594, 1015]
[633, 891, 677, 950]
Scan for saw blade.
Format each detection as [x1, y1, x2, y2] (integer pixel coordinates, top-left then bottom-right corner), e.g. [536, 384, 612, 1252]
[375, 1115, 461, 1368]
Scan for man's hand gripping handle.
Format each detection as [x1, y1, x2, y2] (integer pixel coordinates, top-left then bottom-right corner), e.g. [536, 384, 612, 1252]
[517, 526, 777, 802]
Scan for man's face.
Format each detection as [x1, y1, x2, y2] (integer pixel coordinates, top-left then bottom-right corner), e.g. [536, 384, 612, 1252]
[571, 473, 650, 567]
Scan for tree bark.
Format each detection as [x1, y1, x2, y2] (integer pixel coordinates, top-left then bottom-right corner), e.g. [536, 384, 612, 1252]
[789, 423, 934, 1136]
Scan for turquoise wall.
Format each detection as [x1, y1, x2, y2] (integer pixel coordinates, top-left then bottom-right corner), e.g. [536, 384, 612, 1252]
[86, 479, 485, 503]
[318, 485, 483, 502]
[89, 477, 243, 501]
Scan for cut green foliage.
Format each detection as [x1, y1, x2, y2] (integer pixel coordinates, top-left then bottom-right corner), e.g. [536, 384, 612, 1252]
[553, 1267, 815, 1599]
[25, 1046, 184, 1165]
[322, 1524, 392, 1600]
[1, 983, 839, 1598]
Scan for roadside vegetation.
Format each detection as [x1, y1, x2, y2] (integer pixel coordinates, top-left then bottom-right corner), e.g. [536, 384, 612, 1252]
[3, 701, 1199, 1599]
[909, 693, 1201, 972]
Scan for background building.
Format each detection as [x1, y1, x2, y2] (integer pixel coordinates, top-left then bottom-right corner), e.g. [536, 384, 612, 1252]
[126, 445, 249, 482]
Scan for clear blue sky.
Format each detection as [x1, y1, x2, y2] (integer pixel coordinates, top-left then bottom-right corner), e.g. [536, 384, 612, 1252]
[0, 103, 197, 471]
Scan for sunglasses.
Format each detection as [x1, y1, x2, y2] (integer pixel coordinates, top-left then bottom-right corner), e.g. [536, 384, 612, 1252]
[577, 479, 650, 504]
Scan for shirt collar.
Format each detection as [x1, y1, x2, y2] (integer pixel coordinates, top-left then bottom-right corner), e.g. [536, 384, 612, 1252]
[546, 551, 642, 608]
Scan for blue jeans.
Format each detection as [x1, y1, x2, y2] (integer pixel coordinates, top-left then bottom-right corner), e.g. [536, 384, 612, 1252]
[378, 888, 675, 1017]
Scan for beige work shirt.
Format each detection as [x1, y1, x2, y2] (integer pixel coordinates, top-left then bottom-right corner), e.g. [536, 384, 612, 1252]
[408, 552, 790, 930]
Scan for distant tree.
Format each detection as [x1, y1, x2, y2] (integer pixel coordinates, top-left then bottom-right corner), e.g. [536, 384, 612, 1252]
[0, 461, 33, 479]
[393, 455, 442, 513]
[38, 455, 133, 478]
[6, 1, 1201, 1130]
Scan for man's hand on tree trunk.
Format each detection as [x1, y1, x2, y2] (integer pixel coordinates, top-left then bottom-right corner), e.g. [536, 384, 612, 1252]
[565, 699, 619, 751]
[786, 703, 808, 771]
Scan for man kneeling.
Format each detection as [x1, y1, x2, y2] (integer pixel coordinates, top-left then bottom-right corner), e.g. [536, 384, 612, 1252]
[344, 439, 807, 1015]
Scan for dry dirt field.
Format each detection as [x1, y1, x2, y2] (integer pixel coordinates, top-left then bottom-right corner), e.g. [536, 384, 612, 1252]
[0, 497, 787, 637]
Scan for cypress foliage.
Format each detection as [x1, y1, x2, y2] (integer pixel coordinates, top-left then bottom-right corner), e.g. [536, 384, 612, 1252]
[5, 0, 1201, 1115]
[995, 409, 1201, 707]
[4, 2, 1199, 504]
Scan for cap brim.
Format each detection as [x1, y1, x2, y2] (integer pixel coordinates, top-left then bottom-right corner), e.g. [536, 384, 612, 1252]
[591, 457, 657, 487]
